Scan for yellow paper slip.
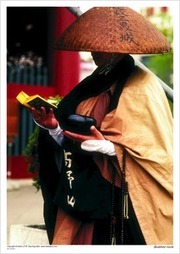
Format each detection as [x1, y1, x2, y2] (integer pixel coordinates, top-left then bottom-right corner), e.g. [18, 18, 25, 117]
[16, 91, 58, 112]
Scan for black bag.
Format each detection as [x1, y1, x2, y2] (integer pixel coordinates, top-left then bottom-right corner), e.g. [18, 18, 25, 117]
[54, 148, 120, 220]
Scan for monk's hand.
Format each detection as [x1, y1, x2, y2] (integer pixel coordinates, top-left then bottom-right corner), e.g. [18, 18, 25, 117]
[63, 126, 116, 156]
[62, 125, 104, 142]
[31, 106, 58, 129]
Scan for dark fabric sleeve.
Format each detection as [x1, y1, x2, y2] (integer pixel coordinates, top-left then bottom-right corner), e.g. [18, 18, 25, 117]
[37, 128, 64, 244]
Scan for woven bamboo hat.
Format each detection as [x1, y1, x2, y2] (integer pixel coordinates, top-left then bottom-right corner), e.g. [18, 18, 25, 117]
[55, 7, 171, 54]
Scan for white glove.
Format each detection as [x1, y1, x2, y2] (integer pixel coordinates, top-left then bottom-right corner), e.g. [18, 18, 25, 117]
[48, 124, 62, 135]
[81, 140, 116, 156]
[34, 119, 64, 145]
[49, 124, 64, 145]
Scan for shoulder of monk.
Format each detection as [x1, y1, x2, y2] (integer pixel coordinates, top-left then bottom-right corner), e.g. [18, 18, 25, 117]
[122, 65, 161, 92]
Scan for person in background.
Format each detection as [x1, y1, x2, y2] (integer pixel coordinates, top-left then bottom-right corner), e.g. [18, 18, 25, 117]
[30, 7, 173, 245]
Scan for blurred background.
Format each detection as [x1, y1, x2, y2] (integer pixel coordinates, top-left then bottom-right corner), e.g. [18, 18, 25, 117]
[6, 6, 173, 245]
[6, 6, 173, 182]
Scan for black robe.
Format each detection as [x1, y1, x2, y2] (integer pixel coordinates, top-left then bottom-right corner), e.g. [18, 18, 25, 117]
[37, 55, 145, 244]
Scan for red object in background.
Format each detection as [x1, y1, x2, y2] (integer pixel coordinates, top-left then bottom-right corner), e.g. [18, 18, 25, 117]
[9, 156, 34, 179]
[7, 7, 80, 179]
[161, 7, 168, 13]
[7, 99, 19, 138]
[7, 83, 57, 99]
[48, 7, 80, 97]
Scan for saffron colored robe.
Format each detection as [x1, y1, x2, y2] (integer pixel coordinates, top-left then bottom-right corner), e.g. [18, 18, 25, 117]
[52, 65, 173, 245]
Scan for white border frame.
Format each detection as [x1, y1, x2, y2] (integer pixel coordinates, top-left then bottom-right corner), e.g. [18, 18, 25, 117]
[1, 1, 179, 253]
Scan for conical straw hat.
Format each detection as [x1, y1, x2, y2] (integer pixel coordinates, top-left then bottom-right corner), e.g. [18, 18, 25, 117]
[55, 7, 171, 54]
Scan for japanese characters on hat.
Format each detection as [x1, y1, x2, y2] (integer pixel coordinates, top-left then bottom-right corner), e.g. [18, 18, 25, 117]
[55, 7, 171, 54]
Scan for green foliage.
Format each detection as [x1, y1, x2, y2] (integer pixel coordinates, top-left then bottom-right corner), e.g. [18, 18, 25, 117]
[142, 53, 173, 88]
[144, 10, 173, 78]
[150, 13, 173, 44]
[23, 126, 40, 190]
[141, 9, 173, 113]
[47, 95, 62, 107]
[23, 126, 39, 173]
[141, 53, 173, 114]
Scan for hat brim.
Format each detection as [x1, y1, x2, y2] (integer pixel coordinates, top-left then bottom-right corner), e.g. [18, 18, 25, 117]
[55, 7, 171, 54]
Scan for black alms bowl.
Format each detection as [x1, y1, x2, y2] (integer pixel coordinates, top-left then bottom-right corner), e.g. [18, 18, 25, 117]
[59, 114, 97, 135]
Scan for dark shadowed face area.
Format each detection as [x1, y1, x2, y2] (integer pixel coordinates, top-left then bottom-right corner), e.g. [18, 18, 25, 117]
[91, 52, 113, 66]
[91, 52, 125, 67]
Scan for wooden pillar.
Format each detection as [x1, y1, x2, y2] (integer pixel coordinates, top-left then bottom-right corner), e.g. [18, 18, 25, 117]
[48, 7, 80, 97]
